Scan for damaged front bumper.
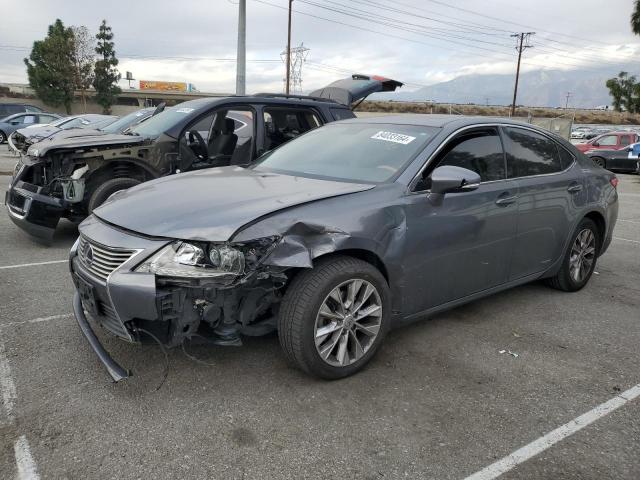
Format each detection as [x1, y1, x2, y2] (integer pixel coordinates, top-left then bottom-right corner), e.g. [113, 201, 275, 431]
[70, 215, 284, 381]
[72, 291, 130, 382]
[5, 158, 66, 240]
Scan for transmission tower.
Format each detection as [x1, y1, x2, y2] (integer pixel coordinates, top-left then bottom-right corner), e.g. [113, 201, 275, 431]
[281, 43, 310, 94]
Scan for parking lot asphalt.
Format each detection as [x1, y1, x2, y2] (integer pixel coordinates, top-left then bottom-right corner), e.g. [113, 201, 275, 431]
[0, 155, 639, 479]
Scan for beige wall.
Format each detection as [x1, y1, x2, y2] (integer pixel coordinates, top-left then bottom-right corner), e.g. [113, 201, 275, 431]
[0, 95, 141, 115]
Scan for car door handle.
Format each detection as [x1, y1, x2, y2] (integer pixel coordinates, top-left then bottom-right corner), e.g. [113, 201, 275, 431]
[567, 184, 583, 193]
[495, 195, 518, 206]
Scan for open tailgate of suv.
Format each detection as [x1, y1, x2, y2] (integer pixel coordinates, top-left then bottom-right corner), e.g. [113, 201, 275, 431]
[309, 74, 403, 107]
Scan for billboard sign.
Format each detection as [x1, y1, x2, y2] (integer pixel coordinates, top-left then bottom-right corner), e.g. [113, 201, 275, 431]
[139, 80, 188, 92]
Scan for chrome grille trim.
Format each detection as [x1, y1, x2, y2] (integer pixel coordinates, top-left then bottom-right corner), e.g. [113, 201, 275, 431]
[77, 235, 137, 281]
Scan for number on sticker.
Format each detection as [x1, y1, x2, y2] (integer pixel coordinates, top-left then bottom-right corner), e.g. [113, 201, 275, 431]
[370, 131, 416, 145]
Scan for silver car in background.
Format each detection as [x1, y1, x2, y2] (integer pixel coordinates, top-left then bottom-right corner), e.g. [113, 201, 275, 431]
[69, 115, 619, 381]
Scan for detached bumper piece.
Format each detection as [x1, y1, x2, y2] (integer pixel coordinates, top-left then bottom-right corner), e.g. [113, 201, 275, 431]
[73, 292, 130, 382]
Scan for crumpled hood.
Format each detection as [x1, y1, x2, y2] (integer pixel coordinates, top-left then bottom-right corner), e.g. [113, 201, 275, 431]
[94, 166, 374, 241]
[29, 132, 146, 156]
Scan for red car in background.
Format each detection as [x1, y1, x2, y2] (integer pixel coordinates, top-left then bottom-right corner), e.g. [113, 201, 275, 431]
[575, 131, 638, 153]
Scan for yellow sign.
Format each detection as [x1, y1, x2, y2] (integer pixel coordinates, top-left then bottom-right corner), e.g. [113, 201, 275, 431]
[139, 80, 188, 92]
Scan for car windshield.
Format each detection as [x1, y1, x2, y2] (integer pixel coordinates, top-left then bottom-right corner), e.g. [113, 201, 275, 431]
[130, 105, 197, 137]
[101, 109, 151, 134]
[253, 123, 438, 183]
[50, 116, 72, 127]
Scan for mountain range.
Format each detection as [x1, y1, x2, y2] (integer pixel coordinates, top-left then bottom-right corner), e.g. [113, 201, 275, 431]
[372, 65, 638, 108]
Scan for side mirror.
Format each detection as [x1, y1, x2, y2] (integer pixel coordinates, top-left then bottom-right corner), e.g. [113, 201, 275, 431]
[592, 141, 599, 147]
[429, 165, 481, 196]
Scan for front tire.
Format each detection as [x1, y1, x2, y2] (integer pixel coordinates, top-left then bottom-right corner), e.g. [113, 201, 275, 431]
[87, 177, 141, 214]
[591, 157, 606, 168]
[0, 131, 6, 144]
[278, 256, 391, 379]
[546, 218, 600, 292]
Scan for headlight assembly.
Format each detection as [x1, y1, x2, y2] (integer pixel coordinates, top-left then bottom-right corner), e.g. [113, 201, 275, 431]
[136, 241, 247, 278]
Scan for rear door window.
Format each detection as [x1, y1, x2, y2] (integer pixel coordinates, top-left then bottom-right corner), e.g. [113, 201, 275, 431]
[620, 135, 633, 146]
[263, 108, 322, 151]
[504, 127, 562, 178]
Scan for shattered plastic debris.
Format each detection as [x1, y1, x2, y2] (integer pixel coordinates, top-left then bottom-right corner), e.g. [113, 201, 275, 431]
[594, 271, 600, 275]
[498, 349, 519, 358]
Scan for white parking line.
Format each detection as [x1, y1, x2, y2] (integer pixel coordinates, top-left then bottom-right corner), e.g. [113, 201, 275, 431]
[618, 219, 640, 225]
[0, 313, 73, 330]
[14, 435, 40, 480]
[0, 259, 67, 270]
[0, 340, 17, 423]
[613, 236, 640, 245]
[464, 383, 640, 480]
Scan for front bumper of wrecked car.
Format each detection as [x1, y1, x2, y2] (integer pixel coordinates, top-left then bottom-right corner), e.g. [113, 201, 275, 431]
[69, 215, 287, 382]
[6, 159, 66, 240]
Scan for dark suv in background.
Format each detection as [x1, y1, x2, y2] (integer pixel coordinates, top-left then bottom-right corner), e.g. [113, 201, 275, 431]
[5, 75, 403, 240]
[0, 103, 43, 117]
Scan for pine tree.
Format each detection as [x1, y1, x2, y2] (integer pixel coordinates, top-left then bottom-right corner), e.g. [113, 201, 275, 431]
[24, 19, 76, 113]
[93, 20, 121, 114]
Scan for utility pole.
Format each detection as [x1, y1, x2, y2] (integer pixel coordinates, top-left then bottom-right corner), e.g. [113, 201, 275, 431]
[235, 0, 246, 95]
[510, 32, 535, 117]
[285, 0, 293, 95]
[565, 92, 572, 109]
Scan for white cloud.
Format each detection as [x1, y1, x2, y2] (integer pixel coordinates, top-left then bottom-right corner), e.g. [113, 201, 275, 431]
[2, 0, 640, 93]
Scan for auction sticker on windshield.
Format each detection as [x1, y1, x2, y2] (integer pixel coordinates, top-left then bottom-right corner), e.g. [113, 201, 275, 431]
[176, 108, 194, 113]
[371, 131, 416, 145]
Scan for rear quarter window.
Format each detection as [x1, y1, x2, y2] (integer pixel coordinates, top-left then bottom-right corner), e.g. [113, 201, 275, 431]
[557, 145, 575, 170]
[330, 108, 355, 121]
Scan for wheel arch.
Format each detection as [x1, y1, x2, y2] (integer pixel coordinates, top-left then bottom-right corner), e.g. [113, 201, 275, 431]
[87, 158, 160, 182]
[314, 248, 390, 283]
[584, 210, 606, 251]
[282, 248, 390, 290]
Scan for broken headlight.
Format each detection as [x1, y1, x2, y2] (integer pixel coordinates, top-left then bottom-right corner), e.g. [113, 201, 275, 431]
[136, 241, 248, 278]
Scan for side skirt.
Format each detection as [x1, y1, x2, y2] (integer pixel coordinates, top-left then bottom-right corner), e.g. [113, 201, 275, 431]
[396, 271, 544, 327]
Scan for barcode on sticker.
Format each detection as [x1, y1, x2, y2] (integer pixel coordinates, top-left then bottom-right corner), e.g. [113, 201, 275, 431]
[371, 131, 416, 144]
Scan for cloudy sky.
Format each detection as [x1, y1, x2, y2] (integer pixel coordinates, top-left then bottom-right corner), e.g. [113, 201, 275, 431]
[0, 0, 638, 94]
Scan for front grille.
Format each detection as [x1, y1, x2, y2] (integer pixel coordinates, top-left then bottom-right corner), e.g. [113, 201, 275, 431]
[77, 235, 137, 281]
[95, 300, 130, 338]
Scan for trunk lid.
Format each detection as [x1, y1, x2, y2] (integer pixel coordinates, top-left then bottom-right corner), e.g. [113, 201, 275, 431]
[309, 74, 403, 107]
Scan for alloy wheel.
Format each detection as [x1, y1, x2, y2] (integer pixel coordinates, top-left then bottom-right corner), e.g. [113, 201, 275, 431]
[569, 228, 596, 283]
[314, 278, 382, 367]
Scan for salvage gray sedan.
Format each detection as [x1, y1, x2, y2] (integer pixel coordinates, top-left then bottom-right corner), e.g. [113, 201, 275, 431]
[69, 115, 619, 381]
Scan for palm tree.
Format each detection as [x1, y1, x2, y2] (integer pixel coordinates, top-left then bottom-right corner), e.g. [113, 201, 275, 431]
[632, 0, 640, 34]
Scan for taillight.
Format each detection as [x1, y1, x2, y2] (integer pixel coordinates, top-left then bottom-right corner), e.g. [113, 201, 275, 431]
[610, 177, 619, 188]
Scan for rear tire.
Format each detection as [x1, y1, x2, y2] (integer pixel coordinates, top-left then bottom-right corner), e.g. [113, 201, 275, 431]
[546, 218, 600, 292]
[591, 157, 606, 168]
[278, 256, 391, 379]
[0, 131, 6, 144]
[87, 177, 141, 213]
